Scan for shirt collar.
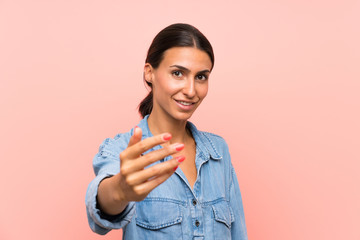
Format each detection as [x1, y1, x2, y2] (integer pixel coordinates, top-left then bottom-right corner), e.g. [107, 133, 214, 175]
[186, 121, 222, 161]
[136, 115, 222, 161]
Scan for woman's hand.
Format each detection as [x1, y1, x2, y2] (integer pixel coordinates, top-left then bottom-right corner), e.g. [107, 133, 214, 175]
[116, 126, 184, 201]
[97, 126, 185, 215]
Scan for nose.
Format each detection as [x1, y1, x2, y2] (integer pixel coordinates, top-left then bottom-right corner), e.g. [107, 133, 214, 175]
[182, 78, 196, 98]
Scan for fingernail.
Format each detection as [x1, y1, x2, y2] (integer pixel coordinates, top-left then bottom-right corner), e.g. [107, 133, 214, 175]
[163, 133, 172, 141]
[175, 143, 184, 151]
[175, 156, 185, 163]
[173, 166, 178, 171]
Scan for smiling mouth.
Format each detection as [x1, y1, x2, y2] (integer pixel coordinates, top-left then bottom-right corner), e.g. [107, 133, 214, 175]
[175, 100, 196, 106]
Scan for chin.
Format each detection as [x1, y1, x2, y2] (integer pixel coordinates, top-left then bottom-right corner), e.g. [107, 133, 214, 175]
[170, 111, 196, 122]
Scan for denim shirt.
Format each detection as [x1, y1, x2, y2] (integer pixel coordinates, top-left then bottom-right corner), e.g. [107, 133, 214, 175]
[86, 115, 248, 239]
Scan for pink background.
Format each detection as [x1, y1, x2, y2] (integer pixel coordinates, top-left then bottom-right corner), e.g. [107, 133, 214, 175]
[1, 0, 359, 239]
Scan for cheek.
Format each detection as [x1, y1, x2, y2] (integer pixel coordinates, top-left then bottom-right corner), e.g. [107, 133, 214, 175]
[198, 84, 209, 99]
[157, 76, 181, 93]
[153, 74, 177, 97]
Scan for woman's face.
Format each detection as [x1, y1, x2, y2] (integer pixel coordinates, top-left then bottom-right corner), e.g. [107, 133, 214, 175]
[145, 47, 212, 122]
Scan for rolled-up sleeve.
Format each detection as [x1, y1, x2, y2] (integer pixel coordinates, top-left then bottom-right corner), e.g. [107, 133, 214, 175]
[85, 133, 135, 235]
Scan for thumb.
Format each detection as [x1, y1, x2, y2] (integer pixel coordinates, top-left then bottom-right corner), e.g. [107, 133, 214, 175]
[127, 126, 142, 147]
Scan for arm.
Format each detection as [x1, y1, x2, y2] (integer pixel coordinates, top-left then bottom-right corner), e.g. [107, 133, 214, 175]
[230, 164, 248, 239]
[85, 133, 134, 235]
[86, 127, 185, 234]
[96, 174, 129, 215]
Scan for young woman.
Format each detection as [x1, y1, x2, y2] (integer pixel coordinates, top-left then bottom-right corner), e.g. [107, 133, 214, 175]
[86, 23, 248, 239]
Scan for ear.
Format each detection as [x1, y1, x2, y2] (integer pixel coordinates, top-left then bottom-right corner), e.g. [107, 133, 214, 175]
[144, 63, 154, 84]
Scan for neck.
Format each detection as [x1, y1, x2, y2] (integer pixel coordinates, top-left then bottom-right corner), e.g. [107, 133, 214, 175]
[147, 111, 190, 144]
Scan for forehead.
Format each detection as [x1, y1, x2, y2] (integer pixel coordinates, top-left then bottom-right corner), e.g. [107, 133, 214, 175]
[160, 47, 212, 70]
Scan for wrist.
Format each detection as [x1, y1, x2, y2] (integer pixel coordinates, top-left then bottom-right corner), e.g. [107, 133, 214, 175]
[110, 174, 126, 203]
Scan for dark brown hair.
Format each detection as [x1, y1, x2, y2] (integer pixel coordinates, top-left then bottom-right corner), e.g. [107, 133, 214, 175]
[138, 23, 214, 118]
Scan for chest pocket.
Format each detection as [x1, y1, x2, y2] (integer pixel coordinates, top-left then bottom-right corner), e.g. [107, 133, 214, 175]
[211, 200, 234, 239]
[135, 199, 183, 240]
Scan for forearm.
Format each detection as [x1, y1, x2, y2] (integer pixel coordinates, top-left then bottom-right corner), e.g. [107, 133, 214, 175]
[97, 174, 129, 215]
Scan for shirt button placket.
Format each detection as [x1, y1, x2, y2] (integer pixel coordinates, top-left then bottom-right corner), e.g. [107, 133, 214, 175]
[191, 198, 203, 238]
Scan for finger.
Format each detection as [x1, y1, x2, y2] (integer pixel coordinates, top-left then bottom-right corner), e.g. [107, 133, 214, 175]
[129, 142, 184, 172]
[134, 165, 178, 195]
[125, 156, 185, 186]
[127, 126, 142, 148]
[122, 142, 184, 174]
[126, 132, 172, 158]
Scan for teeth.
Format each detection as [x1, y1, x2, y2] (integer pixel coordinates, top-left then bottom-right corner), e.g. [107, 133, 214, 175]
[178, 101, 192, 106]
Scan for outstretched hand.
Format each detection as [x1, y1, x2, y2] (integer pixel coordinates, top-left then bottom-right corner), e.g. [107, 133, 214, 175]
[114, 126, 185, 202]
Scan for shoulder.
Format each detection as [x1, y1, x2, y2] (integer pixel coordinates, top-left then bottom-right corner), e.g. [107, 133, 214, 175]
[97, 131, 132, 158]
[188, 121, 230, 161]
[200, 131, 226, 143]
[96, 116, 149, 157]
[199, 130, 229, 151]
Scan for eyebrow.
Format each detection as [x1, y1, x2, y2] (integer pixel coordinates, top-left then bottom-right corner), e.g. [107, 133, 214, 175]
[170, 65, 210, 74]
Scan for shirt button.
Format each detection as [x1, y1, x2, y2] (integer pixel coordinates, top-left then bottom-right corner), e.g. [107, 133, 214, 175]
[192, 199, 197, 206]
[195, 220, 200, 227]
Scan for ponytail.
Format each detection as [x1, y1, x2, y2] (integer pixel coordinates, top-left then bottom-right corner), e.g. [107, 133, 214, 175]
[138, 91, 153, 118]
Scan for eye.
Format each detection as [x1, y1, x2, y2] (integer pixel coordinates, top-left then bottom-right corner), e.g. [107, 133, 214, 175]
[196, 74, 208, 81]
[172, 70, 183, 78]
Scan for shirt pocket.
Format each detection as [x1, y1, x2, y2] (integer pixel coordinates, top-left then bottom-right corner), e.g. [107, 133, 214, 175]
[135, 200, 183, 240]
[211, 200, 234, 239]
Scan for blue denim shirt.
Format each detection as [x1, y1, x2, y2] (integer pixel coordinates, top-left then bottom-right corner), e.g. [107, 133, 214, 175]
[86, 115, 248, 239]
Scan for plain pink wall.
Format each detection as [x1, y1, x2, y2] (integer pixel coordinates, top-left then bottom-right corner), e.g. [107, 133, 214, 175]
[1, 0, 359, 239]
